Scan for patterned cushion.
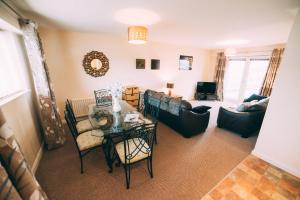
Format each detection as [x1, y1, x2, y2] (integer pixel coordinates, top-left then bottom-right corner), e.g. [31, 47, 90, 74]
[76, 129, 104, 151]
[148, 92, 163, 107]
[115, 138, 151, 164]
[168, 98, 181, 116]
[76, 119, 93, 133]
[160, 95, 172, 111]
[0, 163, 22, 200]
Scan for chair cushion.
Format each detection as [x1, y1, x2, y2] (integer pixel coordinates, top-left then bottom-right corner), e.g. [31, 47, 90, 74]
[76, 129, 104, 151]
[115, 138, 151, 164]
[76, 119, 93, 133]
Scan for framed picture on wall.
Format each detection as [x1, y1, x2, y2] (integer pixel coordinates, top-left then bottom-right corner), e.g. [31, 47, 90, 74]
[179, 55, 193, 70]
[136, 59, 145, 69]
[151, 59, 160, 70]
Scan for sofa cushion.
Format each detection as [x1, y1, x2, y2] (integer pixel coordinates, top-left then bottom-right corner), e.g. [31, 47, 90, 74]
[148, 92, 163, 107]
[237, 97, 270, 112]
[236, 101, 256, 112]
[247, 97, 270, 112]
[168, 98, 181, 116]
[192, 105, 212, 114]
[244, 94, 267, 102]
[160, 95, 172, 111]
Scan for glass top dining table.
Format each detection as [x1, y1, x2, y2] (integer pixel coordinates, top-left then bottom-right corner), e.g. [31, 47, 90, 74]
[87, 100, 154, 173]
[88, 100, 152, 137]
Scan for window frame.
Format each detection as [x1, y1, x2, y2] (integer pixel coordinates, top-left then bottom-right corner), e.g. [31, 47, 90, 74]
[224, 54, 270, 103]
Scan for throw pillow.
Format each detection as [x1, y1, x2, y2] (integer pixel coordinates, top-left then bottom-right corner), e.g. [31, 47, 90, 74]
[236, 102, 251, 112]
[244, 94, 267, 102]
[192, 105, 212, 113]
[248, 97, 270, 111]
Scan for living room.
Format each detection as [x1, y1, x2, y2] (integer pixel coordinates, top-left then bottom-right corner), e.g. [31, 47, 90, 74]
[0, 0, 299, 200]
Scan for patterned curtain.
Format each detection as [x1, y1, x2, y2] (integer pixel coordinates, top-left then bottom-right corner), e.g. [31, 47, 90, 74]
[214, 52, 226, 101]
[260, 48, 285, 96]
[0, 108, 48, 199]
[19, 19, 66, 150]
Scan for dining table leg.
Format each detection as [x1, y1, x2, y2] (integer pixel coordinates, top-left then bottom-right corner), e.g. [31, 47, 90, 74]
[102, 137, 114, 173]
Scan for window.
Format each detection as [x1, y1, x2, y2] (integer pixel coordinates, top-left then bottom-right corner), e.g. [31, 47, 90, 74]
[223, 59, 246, 102]
[0, 31, 27, 99]
[224, 56, 269, 103]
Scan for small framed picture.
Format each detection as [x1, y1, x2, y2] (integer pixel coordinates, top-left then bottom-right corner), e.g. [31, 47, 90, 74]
[136, 59, 145, 69]
[179, 55, 193, 70]
[151, 59, 160, 70]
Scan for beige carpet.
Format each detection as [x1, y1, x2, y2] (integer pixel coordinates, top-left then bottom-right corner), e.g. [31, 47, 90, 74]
[36, 102, 257, 200]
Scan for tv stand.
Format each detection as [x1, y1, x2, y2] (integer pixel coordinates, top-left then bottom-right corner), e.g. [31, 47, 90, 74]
[194, 92, 218, 101]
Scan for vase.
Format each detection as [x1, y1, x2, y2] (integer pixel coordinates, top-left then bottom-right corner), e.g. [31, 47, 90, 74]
[112, 96, 121, 112]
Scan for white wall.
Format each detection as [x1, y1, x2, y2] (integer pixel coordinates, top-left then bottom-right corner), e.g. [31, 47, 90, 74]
[38, 27, 215, 114]
[253, 11, 300, 177]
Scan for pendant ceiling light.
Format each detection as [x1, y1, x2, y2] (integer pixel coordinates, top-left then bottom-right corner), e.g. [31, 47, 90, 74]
[128, 26, 148, 44]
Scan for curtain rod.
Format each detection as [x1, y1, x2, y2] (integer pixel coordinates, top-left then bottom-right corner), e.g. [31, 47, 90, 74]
[0, 0, 25, 19]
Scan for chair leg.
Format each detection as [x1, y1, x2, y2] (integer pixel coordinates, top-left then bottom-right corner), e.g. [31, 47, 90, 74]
[124, 164, 131, 189]
[147, 158, 153, 178]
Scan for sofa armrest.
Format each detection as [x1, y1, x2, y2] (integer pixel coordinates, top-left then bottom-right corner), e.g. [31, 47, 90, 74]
[179, 109, 210, 137]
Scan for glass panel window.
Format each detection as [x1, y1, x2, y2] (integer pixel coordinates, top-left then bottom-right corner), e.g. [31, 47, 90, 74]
[223, 59, 246, 102]
[244, 58, 269, 98]
[0, 31, 26, 98]
[223, 56, 270, 103]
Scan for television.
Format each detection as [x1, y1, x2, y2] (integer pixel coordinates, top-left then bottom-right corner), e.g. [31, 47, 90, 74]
[197, 82, 216, 94]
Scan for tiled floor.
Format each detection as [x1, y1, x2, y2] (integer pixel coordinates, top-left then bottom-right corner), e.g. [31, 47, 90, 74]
[202, 155, 300, 200]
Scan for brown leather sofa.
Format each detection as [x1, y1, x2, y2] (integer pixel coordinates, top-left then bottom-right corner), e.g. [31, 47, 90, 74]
[144, 90, 210, 138]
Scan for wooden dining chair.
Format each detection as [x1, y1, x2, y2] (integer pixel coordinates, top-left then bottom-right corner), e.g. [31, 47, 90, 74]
[64, 109, 105, 173]
[65, 99, 93, 134]
[113, 123, 157, 189]
[94, 89, 112, 107]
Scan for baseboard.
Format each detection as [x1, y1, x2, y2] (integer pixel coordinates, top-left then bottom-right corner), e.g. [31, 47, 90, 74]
[32, 142, 44, 174]
[252, 150, 300, 178]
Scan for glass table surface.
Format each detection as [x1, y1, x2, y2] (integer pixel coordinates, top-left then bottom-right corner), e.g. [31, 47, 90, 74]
[88, 100, 152, 137]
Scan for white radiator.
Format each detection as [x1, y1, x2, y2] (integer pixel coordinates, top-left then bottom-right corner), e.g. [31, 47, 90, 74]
[70, 98, 95, 117]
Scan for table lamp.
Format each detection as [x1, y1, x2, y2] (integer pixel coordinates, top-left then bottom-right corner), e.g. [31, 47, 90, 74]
[167, 82, 174, 96]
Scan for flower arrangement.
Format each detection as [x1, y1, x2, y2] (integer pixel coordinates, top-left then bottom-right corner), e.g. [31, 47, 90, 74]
[107, 82, 122, 98]
[107, 82, 123, 112]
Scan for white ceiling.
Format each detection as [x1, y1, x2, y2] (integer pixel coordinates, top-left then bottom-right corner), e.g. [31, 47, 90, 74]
[11, 0, 300, 48]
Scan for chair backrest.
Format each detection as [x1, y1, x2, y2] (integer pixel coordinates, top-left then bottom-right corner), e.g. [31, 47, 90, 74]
[94, 89, 112, 107]
[121, 123, 156, 164]
[66, 99, 77, 124]
[64, 110, 79, 139]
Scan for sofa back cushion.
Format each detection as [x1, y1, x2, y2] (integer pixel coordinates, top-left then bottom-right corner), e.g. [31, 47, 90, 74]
[148, 91, 164, 107]
[160, 95, 172, 111]
[168, 98, 181, 116]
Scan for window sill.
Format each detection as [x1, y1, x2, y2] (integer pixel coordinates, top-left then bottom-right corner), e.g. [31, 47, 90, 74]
[0, 90, 31, 106]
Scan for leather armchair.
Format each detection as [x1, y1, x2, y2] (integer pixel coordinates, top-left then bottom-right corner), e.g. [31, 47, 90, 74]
[217, 94, 267, 138]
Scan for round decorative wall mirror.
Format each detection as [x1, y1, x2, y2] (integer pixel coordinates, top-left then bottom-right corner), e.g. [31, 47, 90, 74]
[82, 51, 109, 77]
